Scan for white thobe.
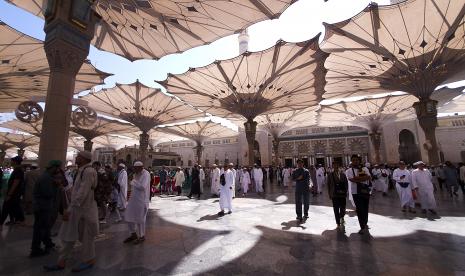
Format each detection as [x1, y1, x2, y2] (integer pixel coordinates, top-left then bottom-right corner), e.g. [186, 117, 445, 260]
[283, 168, 291, 187]
[411, 169, 437, 210]
[316, 167, 325, 193]
[240, 171, 251, 193]
[125, 169, 150, 224]
[372, 168, 388, 193]
[231, 168, 237, 198]
[393, 168, 414, 208]
[199, 169, 205, 193]
[219, 169, 234, 211]
[59, 164, 98, 262]
[252, 168, 263, 192]
[117, 169, 128, 209]
[211, 168, 221, 195]
[175, 171, 185, 187]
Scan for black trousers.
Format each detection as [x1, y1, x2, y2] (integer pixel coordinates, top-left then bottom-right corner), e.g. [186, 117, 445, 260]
[295, 186, 310, 218]
[332, 197, 346, 225]
[31, 210, 53, 251]
[352, 194, 369, 229]
[0, 197, 24, 225]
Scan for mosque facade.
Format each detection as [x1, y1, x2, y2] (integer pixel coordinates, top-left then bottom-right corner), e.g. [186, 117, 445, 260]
[155, 115, 465, 167]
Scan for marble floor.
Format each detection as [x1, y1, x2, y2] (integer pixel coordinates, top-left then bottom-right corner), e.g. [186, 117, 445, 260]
[1, 183, 465, 276]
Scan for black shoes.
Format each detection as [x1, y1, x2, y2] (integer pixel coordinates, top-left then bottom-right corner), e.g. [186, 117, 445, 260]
[123, 233, 138, 243]
[218, 211, 225, 217]
[227, 211, 232, 214]
[133, 236, 145, 244]
[29, 248, 49, 258]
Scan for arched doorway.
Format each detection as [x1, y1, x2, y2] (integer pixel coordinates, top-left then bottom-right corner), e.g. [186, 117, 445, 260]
[398, 129, 420, 164]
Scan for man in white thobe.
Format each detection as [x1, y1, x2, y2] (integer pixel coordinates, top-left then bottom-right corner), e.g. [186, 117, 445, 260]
[252, 164, 264, 193]
[113, 163, 128, 222]
[231, 167, 237, 198]
[211, 164, 221, 197]
[372, 164, 389, 196]
[283, 167, 292, 187]
[174, 167, 185, 196]
[45, 151, 98, 272]
[393, 161, 415, 213]
[218, 164, 234, 216]
[240, 168, 251, 196]
[411, 161, 437, 215]
[199, 165, 205, 194]
[316, 165, 325, 194]
[124, 161, 150, 244]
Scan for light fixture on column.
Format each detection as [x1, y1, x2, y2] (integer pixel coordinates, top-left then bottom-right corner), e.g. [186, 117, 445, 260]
[15, 101, 44, 123]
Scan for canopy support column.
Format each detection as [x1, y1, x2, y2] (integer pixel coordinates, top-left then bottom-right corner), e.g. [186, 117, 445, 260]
[0, 150, 6, 165]
[272, 138, 280, 166]
[244, 119, 258, 166]
[194, 143, 204, 165]
[84, 140, 93, 152]
[413, 99, 439, 165]
[139, 131, 149, 165]
[17, 148, 25, 158]
[368, 131, 382, 164]
[39, 2, 98, 169]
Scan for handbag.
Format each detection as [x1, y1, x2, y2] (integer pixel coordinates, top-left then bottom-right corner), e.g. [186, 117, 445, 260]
[353, 168, 370, 196]
[398, 182, 409, 188]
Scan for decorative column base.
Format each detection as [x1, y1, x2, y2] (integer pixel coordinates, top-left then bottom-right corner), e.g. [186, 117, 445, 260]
[17, 148, 25, 158]
[244, 119, 258, 166]
[0, 151, 6, 165]
[84, 140, 93, 152]
[272, 138, 280, 166]
[139, 132, 149, 165]
[413, 99, 439, 165]
[368, 131, 382, 164]
[193, 143, 204, 165]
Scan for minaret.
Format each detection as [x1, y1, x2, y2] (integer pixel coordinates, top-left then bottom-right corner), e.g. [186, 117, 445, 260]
[238, 29, 249, 54]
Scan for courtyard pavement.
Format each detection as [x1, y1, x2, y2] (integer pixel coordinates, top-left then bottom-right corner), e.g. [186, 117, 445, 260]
[1, 182, 465, 275]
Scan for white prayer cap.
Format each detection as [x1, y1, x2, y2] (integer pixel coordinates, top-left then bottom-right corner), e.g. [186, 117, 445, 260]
[212, 164, 217, 167]
[133, 161, 144, 167]
[413, 161, 425, 166]
[77, 150, 92, 160]
[228, 163, 234, 166]
[118, 163, 126, 168]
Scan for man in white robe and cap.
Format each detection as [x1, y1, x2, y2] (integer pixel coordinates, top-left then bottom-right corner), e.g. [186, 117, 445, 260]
[411, 161, 437, 215]
[231, 166, 237, 198]
[44, 151, 98, 272]
[123, 161, 150, 244]
[199, 165, 205, 194]
[282, 167, 292, 188]
[218, 163, 234, 216]
[240, 168, 251, 196]
[372, 164, 389, 196]
[114, 163, 127, 222]
[252, 164, 264, 194]
[316, 164, 326, 194]
[210, 164, 221, 197]
[393, 161, 415, 213]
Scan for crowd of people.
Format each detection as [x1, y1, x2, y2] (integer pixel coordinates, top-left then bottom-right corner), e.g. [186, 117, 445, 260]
[0, 151, 464, 272]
